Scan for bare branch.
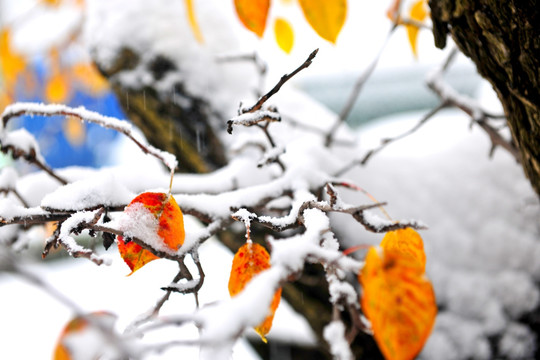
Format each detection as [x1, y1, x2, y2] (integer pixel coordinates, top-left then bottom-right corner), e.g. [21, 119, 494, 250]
[426, 49, 520, 161]
[326, 25, 398, 146]
[335, 101, 448, 176]
[243, 49, 318, 114]
[0, 103, 178, 172]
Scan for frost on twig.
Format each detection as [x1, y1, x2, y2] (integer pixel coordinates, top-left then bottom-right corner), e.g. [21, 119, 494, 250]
[0, 102, 178, 172]
[426, 48, 518, 161]
[324, 321, 354, 360]
[227, 109, 281, 134]
[42, 208, 111, 265]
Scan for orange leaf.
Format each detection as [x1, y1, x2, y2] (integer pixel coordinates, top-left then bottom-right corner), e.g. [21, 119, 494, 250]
[118, 192, 185, 274]
[117, 237, 160, 275]
[0, 29, 26, 90]
[229, 242, 281, 342]
[234, 0, 270, 38]
[386, 0, 402, 22]
[380, 228, 426, 271]
[53, 312, 116, 360]
[406, 0, 428, 58]
[42, 0, 61, 6]
[298, 0, 347, 44]
[184, 0, 204, 43]
[274, 18, 294, 54]
[360, 247, 436, 360]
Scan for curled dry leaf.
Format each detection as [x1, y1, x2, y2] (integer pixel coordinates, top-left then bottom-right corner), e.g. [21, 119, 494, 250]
[360, 246, 436, 360]
[228, 242, 281, 342]
[234, 0, 270, 38]
[299, 0, 347, 44]
[118, 192, 185, 275]
[380, 227, 426, 271]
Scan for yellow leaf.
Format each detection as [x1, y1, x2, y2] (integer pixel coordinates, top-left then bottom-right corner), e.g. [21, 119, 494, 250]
[184, 0, 204, 43]
[45, 72, 70, 103]
[406, 0, 428, 58]
[380, 228, 426, 271]
[274, 18, 294, 54]
[0, 29, 26, 89]
[63, 116, 86, 146]
[298, 0, 347, 44]
[234, 0, 270, 38]
[229, 242, 281, 341]
[360, 247, 436, 360]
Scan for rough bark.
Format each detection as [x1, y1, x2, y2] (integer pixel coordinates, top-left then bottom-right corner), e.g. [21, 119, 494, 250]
[430, 2, 540, 358]
[429, 0, 540, 197]
[97, 48, 227, 173]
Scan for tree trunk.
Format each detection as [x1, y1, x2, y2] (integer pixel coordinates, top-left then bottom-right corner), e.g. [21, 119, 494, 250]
[429, 0, 540, 197]
[97, 48, 227, 173]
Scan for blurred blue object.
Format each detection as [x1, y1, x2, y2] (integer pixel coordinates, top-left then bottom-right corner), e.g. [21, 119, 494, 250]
[10, 61, 125, 169]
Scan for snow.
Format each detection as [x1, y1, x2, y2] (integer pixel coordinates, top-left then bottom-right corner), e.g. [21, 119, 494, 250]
[58, 210, 112, 266]
[229, 110, 281, 128]
[1, 102, 132, 133]
[362, 208, 427, 232]
[41, 173, 135, 211]
[0, 219, 315, 359]
[331, 101, 539, 359]
[84, 0, 259, 114]
[0, 166, 17, 189]
[2, 0, 539, 358]
[117, 202, 163, 249]
[324, 321, 354, 360]
[0, 128, 45, 163]
[0, 198, 46, 221]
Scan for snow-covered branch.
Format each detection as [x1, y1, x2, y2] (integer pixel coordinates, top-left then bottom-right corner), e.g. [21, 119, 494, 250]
[0, 102, 178, 172]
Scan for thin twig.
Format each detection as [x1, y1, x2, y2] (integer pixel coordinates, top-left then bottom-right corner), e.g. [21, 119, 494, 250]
[243, 49, 318, 114]
[326, 25, 398, 147]
[0, 143, 68, 185]
[426, 49, 520, 161]
[334, 102, 448, 177]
